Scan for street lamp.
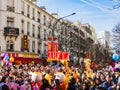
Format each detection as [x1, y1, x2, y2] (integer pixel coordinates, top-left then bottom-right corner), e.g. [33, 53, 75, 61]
[51, 13, 76, 52]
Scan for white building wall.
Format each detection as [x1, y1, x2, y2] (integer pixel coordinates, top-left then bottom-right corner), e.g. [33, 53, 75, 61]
[0, 0, 56, 56]
[97, 31, 111, 46]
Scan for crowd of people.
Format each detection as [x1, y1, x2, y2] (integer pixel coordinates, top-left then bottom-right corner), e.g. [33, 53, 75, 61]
[0, 61, 120, 90]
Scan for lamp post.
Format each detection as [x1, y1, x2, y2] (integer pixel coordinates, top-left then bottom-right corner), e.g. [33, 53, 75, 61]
[51, 13, 76, 52]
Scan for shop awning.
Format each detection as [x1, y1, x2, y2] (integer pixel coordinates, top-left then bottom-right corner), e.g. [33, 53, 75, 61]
[14, 57, 44, 63]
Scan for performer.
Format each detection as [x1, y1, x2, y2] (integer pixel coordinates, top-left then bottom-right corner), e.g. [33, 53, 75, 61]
[31, 67, 42, 90]
[55, 68, 66, 90]
[84, 59, 91, 72]
[44, 69, 52, 85]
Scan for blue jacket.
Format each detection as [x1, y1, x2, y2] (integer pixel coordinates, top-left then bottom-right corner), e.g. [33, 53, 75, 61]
[0, 82, 4, 90]
[102, 81, 114, 90]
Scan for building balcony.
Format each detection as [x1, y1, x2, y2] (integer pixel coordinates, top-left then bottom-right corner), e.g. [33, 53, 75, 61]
[7, 6, 15, 12]
[86, 37, 94, 44]
[4, 27, 19, 36]
[21, 11, 24, 15]
[7, 49, 14, 52]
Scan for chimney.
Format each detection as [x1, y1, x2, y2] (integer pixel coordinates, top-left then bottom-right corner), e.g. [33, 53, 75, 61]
[51, 13, 58, 18]
[29, 0, 37, 4]
[40, 6, 46, 11]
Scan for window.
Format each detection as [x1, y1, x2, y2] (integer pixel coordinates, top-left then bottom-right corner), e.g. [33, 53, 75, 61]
[38, 27, 40, 34]
[43, 15, 46, 25]
[27, 22, 30, 35]
[32, 8, 35, 20]
[38, 27, 40, 39]
[7, 17, 14, 27]
[44, 43, 47, 54]
[38, 42, 41, 53]
[44, 29, 46, 41]
[27, 5, 30, 17]
[32, 24, 35, 37]
[21, 1, 25, 14]
[6, 40, 14, 51]
[21, 20, 24, 33]
[32, 41, 35, 52]
[37, 12, 40, 23]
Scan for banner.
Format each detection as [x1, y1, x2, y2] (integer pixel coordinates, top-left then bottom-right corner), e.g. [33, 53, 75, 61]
[23, 35, 28, 50]
[48, 51, 52, 60]
[47, 42, 52, 51]
[47, 42, 58, 52]
[53, 42, 58, 52]
[61, 52, 69, 60]
[47, 51, 69, 61]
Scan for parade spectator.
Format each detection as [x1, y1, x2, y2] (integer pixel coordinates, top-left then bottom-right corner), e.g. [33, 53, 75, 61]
[20, 79, 31, 90]
[41, 78, 52, 90]
[67, 77, 77, 90]
[53, 79, 62, 90]
[90, 78, 103, 90]
[100, 73, 105, 83]
[79, 82, 89, 90]
[102, 74, 116, 90]
[0, 60, 119, 90]
[0, 76, 9, 90]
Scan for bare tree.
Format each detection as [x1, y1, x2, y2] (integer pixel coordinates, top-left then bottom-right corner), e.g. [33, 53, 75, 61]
[112, 23, 120, 50]
[110, 0, 120, 9]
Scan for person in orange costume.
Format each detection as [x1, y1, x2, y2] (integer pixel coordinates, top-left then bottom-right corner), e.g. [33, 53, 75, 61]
[31, 68, 42, 90]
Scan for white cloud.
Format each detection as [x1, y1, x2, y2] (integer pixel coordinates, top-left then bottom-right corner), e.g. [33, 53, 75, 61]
[79, 0, 120, 16]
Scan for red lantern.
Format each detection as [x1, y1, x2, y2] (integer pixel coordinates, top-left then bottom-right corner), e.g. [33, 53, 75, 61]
[48, 36, 52, 41]
[54, 36, 58, 41]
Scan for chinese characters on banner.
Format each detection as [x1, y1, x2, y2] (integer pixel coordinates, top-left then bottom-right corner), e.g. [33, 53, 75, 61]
[53, 42, 58, 52]
[47, 41, 58, 52]
[47, 51, 69, 61]
[23, 35, 28, 50]
[47, 42, 52, 51]
[47, 41, 69, 61]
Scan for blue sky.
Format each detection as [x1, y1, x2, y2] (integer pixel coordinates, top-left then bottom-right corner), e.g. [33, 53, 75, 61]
[37, 0, 120, 34]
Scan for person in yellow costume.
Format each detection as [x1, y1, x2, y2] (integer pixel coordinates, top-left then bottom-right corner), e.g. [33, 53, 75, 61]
[44, 69, 52, 85]
[84, 59, 91, 72]
[84, 59, 95, 80]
